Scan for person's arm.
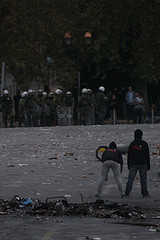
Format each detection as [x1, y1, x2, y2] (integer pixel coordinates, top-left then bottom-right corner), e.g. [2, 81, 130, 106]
[101, 150, 107, 162]
[118, 151, 123, 173]
[141, 99, 144, 105]
[127, 144, 132, 170]
[125, 92, 128, 102]
[146, 143, 150, 170]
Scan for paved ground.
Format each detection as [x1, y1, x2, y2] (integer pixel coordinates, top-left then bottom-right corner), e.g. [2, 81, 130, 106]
[0, 124, 160, 239]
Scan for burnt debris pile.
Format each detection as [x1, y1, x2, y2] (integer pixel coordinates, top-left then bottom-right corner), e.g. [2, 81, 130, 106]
[0, 195, 147, 220]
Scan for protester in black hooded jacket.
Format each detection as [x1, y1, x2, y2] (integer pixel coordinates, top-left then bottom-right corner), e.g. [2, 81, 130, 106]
[125, 129, 150, 197]
[127, 129, 150, 169]
[95, 142, 124, 198]
[101, 142, 123, 172]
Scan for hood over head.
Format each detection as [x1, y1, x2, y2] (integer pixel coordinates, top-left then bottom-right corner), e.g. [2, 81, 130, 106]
[109, 141, 117, 149]
[134, 129, 143, 140]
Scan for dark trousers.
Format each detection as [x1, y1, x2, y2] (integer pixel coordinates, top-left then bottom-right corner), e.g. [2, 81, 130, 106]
[134, 109, 143, 123]
[127, 104, 134, 120]
[125, 165, 149, 196]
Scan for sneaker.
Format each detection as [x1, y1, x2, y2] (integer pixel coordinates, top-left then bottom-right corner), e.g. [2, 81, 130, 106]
[120, 194, 126, 198]
[95, 194, 100, 198]
[122, 194, 129, 198]
[143, 194, 151, 198]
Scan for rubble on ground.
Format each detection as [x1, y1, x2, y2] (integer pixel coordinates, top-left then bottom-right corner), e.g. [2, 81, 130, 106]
[0, 195, 147, 220]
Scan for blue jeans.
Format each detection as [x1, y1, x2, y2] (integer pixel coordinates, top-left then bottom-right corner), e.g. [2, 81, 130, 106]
[125, 165, 149, 196]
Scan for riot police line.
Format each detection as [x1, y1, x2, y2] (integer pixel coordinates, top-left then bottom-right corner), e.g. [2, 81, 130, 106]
[0, 86, 108, 128]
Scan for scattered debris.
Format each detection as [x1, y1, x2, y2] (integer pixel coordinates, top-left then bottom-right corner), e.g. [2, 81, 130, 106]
[64, 195, 71, 198]
[86, 237, 101, 240]
[21, 198, 32, 205]
[18, 164, 28, 166]
[149, 228, 157, 232]
[7, 165, 15, 168]
[64, 152, 74, 156]
[116, 222, 160, 232]
[88, 172, 95, 175]
[0, 195, 146, 220]
[149, 226, 160, 232]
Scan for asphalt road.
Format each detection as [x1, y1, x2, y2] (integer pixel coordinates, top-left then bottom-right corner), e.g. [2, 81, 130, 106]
[0, 124, 160, 240]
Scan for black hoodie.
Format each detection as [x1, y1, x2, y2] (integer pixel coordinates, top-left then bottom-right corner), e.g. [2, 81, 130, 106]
[127, 129, 150, 170]
[102, 142, 123, 172]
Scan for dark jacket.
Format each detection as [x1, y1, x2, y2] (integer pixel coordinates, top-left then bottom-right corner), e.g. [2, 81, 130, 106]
[127, 129, 150, 170]
[95, 91, 107, 110]
[1, 95, 13, 111]
[79, 94, 91, 112]
[102, 142, 123, 172]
